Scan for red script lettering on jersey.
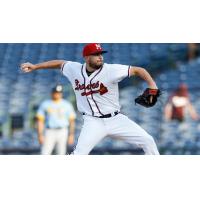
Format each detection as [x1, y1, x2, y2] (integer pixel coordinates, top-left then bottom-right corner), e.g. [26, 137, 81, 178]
[74, 79, 108, 96]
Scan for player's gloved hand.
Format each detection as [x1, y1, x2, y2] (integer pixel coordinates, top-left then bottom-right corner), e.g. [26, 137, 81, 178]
[135, 88, 161, 108]
[20, 62, 36, 73]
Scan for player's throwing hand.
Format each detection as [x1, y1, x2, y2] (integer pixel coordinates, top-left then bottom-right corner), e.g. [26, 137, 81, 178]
[20, 62, 36, 73]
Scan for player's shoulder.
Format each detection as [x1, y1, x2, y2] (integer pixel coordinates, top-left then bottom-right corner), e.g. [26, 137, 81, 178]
[44, 99, 53, 105]
[104, 63, 128, 69]
[61, 99, 73, 106]
[64, 61, 82, 68]
[39, 99, 51, 108]
[61, 100, 74, 110]
[103, 63, 114, 69]
[62, 61, 83, 75]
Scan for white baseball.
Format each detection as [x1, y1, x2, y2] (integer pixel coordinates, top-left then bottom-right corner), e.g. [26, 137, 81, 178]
[21, 65, 29, 73]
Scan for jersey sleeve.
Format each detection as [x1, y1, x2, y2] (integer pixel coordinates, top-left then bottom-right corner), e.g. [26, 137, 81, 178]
[109, 64, 131, 83]
[60, 61, 73, 78]
[36, 102, 46, 121]
[61, 61, 81, 81]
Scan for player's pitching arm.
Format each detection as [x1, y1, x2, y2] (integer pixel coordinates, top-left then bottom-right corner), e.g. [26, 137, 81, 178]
[129, 66, 158, 89]
[20, 60, 66, 73]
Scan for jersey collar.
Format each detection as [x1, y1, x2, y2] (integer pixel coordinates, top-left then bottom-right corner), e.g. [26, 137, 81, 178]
[83, 63, 103, 81]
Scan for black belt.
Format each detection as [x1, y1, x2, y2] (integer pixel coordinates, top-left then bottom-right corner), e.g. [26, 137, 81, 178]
[46, 127, 64, 129]
[82, 111, 120, 118]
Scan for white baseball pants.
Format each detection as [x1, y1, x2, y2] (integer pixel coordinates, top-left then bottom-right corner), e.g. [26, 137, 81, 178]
[41, 128, 68, 155]
[73, 113, 159, 155]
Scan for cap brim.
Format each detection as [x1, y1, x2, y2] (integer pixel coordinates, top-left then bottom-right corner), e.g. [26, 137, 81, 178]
[90, 50, 108, 55]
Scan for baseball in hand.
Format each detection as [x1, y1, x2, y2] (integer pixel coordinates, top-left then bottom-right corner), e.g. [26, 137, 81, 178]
[23, 67, 29, 72]
[20, 63, 33, 73]
[21, 66, 29, 73]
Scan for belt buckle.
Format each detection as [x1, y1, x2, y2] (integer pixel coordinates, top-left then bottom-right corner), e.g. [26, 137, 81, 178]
[111, 112, 115, 117]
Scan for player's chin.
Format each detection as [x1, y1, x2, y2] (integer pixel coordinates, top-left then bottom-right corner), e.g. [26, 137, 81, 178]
[95, 64, 103, 69]
[96, 62, 103, 68]
[90, 62, 103, 70]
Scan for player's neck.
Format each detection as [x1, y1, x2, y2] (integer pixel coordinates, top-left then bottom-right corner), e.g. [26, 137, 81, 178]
[86, 64, 97, 73]
[52, 99, 62, 103]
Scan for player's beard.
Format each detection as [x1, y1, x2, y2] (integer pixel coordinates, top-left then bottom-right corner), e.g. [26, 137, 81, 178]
[89, 60, 103, 70]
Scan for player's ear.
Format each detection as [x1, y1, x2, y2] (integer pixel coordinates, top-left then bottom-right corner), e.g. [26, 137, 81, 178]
[84, 56, 89, 62]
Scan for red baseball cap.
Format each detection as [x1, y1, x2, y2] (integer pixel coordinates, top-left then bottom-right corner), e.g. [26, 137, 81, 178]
[82, 43, 108, 57]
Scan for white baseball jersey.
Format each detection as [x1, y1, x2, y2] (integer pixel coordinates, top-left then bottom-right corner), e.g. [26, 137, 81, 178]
[61, 62, 131, 116]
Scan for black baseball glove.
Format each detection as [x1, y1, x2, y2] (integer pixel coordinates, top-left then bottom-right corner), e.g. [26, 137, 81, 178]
[135, 88, 161, 108]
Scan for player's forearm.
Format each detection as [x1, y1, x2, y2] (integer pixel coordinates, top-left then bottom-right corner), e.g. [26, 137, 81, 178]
[69, 120, 75, 136]
[130, 67, 157, 89]
[188, 103, 199, 119]
[68, 120, 75, 145]
[164, 104, 172, 120]
[34, 60, 66, 70]
[37, 120, 44, 137]
[21, 60, 66, 73]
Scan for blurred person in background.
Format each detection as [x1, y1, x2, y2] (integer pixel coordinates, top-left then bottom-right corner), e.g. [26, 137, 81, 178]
[36, 85, 76, 155]
[164, 83, 199, 122]
[188, 43, 200, 61]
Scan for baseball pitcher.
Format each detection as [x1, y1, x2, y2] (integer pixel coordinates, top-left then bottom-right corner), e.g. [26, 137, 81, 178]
[21, 43, 160, 155]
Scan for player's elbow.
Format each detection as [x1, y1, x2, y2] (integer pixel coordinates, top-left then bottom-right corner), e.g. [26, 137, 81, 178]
[139, 67, 148, 75]
[130, 66, 146, 76]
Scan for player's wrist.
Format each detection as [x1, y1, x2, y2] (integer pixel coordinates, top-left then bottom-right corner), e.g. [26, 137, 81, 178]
[148, 82, 158, 89]
[34, 64, 42, 70]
